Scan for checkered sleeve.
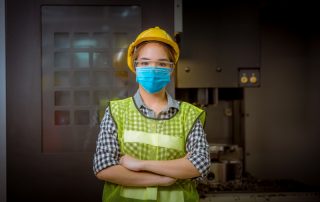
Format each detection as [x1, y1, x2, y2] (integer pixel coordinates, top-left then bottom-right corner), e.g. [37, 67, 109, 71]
[186, 119, 211, 179]
[93, 107, 120, 175]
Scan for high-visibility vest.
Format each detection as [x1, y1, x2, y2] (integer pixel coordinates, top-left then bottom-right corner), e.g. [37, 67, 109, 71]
[102, 97, 205, 202]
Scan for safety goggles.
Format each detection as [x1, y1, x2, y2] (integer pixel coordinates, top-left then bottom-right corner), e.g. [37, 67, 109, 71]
[134, 59, 174, 68]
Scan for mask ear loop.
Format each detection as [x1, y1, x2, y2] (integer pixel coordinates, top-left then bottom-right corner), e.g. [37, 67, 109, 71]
[133, 60, 137, 72]
[169, 63, 175, 74]
[133, 47, 137, 73]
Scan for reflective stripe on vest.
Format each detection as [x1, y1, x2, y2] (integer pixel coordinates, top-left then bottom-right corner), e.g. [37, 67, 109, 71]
[120, 187, 184, 202]
[120, 187, 158, 200]
[124, 130, 184, 151]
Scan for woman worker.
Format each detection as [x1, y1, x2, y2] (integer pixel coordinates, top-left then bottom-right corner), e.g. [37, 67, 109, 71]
[93, 26, 210, 202]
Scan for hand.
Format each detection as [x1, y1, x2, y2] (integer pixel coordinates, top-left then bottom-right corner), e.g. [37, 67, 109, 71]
[119, 155, 143, 171]
[159, 176, 177, 186]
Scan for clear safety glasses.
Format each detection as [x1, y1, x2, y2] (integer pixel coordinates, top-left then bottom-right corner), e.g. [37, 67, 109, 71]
[134, 59, 174, 68]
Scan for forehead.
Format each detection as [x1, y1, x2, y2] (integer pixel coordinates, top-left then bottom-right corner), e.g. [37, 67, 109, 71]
[137, 42, 169, 58]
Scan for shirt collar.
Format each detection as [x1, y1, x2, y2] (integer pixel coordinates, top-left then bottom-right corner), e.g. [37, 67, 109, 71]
[133, 90, 180, 110]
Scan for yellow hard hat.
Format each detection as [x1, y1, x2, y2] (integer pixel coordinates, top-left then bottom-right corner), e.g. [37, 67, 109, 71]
[127, 26, 180, 72]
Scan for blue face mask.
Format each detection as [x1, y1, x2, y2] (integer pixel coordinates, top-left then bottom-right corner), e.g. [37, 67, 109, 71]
[136, 66, 172, 94]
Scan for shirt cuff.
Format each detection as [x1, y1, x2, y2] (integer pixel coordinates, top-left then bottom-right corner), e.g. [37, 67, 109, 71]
[187, 153, 211, 178]
[93, 155, 119, 175]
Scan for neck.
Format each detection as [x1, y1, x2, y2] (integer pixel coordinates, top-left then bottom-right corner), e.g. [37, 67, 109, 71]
[139, 86, 167, 114]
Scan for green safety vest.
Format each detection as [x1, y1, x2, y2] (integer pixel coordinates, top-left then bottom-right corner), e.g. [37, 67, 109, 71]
[102, 97, 206, 202]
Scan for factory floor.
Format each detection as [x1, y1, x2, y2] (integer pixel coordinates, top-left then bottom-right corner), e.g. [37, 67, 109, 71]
[200, 192, 320, 202]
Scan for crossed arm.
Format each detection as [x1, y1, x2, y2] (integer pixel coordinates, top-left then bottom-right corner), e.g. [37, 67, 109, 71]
[96, 155, 200, 187]
[96, 164, 177, 186]
[119, 154, 200, 179]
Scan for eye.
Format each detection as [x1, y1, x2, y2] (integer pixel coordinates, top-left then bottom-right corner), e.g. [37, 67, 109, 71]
[159, 62, 168, 67]
[141, 61, 149, 66]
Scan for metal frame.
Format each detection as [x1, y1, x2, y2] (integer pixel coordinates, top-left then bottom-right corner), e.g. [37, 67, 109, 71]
[0, 0, 6, 201]
[174, 0, 182, 33]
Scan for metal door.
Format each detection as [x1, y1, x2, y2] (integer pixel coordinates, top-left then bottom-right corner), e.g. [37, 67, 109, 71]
[6, 1, 174, 201]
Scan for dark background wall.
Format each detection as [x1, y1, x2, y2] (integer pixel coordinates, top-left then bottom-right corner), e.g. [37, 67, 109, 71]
[244, 0, 320, 186]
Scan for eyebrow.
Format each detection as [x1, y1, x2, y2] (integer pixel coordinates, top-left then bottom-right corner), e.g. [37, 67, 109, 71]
[158, 58, 171, 62]
[138, 57, 151, 61]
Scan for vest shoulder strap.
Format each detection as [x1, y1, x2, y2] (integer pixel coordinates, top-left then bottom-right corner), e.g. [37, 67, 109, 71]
[180, 101, 206, 127]
[109, 97, 132, 124]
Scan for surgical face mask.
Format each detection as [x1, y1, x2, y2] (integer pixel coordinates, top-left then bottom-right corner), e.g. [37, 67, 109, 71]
[136, 66, 172, 94]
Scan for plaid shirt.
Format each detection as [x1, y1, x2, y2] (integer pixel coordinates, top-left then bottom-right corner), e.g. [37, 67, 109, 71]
[93, 91, 210, 179]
